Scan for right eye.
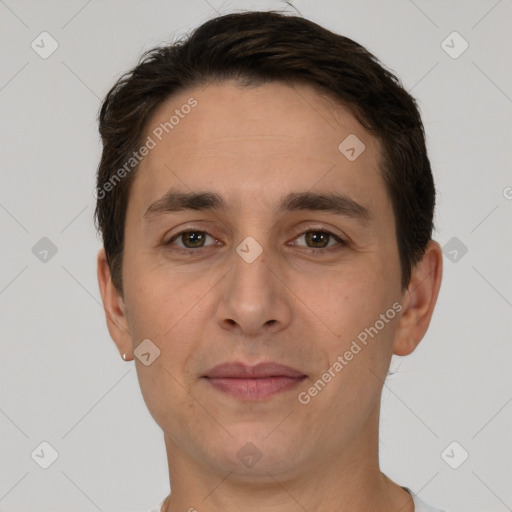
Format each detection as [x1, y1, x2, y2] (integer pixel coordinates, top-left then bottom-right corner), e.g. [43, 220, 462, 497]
[164, 230, 219, 253]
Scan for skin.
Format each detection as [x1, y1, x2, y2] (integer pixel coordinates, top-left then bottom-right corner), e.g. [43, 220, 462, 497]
[97, 80, 442, 512]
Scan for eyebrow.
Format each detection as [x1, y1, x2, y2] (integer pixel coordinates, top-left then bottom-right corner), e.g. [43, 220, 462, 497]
[143, 189, 371, 223]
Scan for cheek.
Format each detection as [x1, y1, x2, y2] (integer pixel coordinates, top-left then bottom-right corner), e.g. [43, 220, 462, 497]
[134, 356, 206, 438]
[123, 268, 212, 430]
[294, 263, 396, 339]
[122, 245, 215, 338]
[301, 278, 399, 408]
[295, 264, 400, 402]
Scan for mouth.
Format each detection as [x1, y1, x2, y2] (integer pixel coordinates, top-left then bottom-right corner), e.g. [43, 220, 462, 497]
[202, 361, 307, 401]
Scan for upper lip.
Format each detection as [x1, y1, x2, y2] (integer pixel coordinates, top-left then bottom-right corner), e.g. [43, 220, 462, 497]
[204, 362, 306, 379]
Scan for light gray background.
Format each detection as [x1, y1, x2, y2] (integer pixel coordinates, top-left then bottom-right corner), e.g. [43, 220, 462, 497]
[1, 1, 511, 511]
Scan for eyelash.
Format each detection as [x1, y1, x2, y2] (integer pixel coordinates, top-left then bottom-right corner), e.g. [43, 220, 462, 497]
[163, 226, 347, 255]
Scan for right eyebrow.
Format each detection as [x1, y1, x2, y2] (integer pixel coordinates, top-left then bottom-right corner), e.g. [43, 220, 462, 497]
[143, 190, 225, 224]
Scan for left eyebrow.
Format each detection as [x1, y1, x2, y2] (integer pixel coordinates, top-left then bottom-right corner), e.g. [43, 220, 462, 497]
[278, 191, 372, 223]
[143, 189, 371, 224]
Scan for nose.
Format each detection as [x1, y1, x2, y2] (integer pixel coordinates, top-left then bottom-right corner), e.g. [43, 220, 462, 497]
[215, 243, 292, 337]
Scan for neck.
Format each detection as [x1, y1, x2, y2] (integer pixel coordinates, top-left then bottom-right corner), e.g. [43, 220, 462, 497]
[160, 405, 414, 512]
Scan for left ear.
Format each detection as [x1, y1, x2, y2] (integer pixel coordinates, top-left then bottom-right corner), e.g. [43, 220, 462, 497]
[393, 240, 443, 356]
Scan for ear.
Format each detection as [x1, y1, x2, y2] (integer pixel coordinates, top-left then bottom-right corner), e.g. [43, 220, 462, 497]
[393, 240, 443, 356]
[96, 247, 133, 359]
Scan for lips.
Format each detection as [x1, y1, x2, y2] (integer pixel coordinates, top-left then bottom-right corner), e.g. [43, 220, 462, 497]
[204, 361, 306, 379]
[203, 362, 307, 400]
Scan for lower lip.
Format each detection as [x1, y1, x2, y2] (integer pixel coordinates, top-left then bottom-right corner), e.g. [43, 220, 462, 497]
[204, 376, 306, 400]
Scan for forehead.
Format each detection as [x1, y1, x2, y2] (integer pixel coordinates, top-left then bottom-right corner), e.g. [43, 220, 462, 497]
[146, 80, 377, 153]
[130, 80, 387, 215]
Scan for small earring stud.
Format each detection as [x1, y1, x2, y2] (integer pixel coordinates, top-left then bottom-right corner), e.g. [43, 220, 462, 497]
[122, 353, 127, 361]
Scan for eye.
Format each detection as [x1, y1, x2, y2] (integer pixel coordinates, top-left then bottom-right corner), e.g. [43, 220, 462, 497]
[292, 229, 345, 251]
[165, 230, 217, 251]
[163, 228, 345, 255]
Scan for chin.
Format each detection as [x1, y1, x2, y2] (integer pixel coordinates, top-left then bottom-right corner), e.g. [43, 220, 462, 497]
[202, 427, 306, 478]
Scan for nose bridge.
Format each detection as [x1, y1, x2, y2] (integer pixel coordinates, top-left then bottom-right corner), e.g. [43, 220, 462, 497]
[215, 231, 291, 334]
[231, 233, 276, 302]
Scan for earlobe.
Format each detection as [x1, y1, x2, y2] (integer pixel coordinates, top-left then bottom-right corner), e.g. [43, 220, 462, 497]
[96, 248, 133, 359]
[393, 240, 443, 356]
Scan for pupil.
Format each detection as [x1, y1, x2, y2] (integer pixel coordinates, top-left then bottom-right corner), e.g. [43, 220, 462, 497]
[307, 231, 328, 248]
[184, 231, 204, 248]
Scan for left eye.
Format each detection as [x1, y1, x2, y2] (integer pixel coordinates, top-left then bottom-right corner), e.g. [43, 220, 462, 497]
[293, 230, 342, 249]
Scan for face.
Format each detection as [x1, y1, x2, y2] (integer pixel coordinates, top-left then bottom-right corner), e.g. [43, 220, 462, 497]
[104, 80, 416, 479]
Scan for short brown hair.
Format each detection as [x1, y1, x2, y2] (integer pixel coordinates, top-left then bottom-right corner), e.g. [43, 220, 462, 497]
[94, 10, 435, 296]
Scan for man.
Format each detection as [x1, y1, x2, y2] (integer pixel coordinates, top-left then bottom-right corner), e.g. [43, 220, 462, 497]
[95, 11, 444, 512]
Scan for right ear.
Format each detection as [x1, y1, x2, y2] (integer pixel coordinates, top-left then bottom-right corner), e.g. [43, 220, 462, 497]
[96, 248, 133, 359]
